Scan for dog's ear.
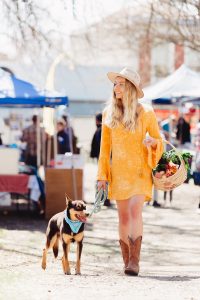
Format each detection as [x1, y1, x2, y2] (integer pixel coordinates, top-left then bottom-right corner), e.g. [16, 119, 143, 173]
[65, 193, 72, 206]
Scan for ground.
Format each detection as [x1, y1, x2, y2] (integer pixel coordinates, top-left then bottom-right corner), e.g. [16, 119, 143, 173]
[0, 162, 200, 300]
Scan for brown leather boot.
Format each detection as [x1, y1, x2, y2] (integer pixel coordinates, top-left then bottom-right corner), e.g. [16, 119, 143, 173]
[125, 236, 142, 276]
[119, 239, 129, 269]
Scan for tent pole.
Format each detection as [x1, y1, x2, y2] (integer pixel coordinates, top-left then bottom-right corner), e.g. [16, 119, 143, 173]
[169, 105, 173, 144]
[36, 111, 41, 168]
[68, 114, 78, 200]
[53, 108, 57, 165]
[42, 122, 46, 167]
[47, 135, 51, 167]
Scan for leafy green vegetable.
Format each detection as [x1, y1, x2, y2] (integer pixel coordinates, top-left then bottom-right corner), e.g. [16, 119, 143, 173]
[181, 152, 192, 171]
[153, 151, 192, 174]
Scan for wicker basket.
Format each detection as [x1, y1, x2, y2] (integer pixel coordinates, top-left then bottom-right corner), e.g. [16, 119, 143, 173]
[152, 140, 187, 191]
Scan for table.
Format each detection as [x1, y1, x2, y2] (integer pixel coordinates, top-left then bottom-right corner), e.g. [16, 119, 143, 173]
[0, 174, 29, 209]
[0, 174, 29, 193]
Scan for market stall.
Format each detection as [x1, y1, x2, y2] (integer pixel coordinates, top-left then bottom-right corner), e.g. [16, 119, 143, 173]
[141, 65, 200, 144]
[142, 64, 200, 105]
[0, 68, 83, 217]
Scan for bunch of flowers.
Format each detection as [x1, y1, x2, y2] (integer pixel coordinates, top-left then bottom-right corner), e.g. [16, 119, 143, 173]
[153, 150, 192, 179]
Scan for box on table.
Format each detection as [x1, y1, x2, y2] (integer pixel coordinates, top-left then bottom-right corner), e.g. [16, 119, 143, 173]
[45, 168, 83, 220]
[0, 148, 19, 174]
[55, 154, 84, 169]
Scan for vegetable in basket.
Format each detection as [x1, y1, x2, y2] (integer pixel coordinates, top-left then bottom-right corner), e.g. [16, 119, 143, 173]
[153, 150, 192, 179]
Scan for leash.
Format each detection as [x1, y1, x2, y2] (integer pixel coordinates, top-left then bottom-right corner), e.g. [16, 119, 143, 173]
[88, 182, 108, 218]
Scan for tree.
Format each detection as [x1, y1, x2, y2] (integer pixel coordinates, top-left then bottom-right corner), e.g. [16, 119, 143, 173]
[148, 0, 200, 52]
[0, 0, 69, 58]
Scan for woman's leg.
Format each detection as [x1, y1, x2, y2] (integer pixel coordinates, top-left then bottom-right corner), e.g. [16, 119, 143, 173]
[125, 195, 145, 276]
[129, 195, 145, 240]
[116, 199, 130, 269]
[116, 199, 130, 245]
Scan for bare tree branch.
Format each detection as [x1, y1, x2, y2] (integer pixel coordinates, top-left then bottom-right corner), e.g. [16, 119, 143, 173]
[0, 0, 70, 58]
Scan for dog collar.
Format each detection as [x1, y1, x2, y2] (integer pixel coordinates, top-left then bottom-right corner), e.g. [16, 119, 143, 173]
[64, 211, 83, 234]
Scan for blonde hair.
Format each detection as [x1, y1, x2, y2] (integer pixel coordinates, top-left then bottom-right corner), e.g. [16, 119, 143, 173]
[105, 79, 139, 132]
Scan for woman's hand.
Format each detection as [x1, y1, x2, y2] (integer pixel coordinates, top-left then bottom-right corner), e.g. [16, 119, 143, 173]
[97, 180, 107, 191]
[143, 136, 158, 148]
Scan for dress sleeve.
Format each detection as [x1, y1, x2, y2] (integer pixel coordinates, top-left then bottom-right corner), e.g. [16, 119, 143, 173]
[97, 112, 111, 181]
[146, 110, 164, 169]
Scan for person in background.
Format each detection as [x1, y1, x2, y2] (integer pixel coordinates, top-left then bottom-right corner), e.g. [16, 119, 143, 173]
[160, 118, 170, 137]
[57, 120, 70, 154]
[170, 115, 178, 146]
[163, 190, 173, 206]
[0, 133, 2, 145]
[194, 120, 200, 212]
[21, 115, 45, 214]
[62, 115, 80, 154]
[90, 113, 102, 160]
[21, 115, 40, 168]
[176, 116, 191, 146]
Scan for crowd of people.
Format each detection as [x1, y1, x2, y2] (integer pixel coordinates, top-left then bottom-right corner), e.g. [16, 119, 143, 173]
[19, 114, 80, 168]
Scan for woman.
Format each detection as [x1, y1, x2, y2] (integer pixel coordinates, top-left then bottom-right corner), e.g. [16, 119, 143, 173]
[97, 67, 163, 276]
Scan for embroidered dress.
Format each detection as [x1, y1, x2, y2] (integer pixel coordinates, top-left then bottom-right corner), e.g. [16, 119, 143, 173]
[97, 104, 164, 201]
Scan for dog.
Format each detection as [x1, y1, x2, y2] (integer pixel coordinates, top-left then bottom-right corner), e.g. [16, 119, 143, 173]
[41, 195, 88, 275]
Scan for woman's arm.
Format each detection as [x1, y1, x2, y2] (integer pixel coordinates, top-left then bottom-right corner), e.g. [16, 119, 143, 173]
[144, 109, 164, 169]
[97, 112, 112, 183]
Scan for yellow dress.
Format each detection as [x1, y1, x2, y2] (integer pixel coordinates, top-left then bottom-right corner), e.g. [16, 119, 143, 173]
[97, 104, 164, 201]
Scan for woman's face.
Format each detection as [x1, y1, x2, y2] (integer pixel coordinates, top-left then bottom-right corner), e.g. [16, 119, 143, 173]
[113, 76, 125, 99]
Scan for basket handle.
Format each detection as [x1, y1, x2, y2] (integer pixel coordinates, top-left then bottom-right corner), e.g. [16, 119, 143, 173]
[162, 139, 185, 164]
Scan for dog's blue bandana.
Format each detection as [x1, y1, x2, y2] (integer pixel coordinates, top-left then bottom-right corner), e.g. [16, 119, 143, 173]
[64, 211, 83, 234]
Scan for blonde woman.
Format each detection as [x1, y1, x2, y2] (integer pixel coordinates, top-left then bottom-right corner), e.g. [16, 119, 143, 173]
[97, 68, 163, 276]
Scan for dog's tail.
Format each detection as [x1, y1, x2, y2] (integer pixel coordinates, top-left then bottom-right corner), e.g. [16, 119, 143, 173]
[53, 235, 59, 258]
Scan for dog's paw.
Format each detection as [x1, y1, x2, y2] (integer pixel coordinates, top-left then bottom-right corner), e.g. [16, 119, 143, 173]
[65, 270, 71, 275]
[41, 262, 46, 270]
[75, 272, 81, 275]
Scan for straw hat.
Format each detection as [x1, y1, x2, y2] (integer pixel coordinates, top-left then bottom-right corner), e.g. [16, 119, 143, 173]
[107, 67, 144, 99]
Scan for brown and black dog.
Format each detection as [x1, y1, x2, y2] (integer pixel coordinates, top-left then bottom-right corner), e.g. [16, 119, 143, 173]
[41, 196, 88, 275]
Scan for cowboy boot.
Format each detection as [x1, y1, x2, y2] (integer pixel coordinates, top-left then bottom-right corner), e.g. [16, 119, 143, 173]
[119, 239, 129, 270]
[125, 236, 142, 276]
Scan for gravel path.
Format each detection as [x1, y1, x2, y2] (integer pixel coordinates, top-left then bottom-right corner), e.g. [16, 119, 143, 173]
[0, 162, 200, 300]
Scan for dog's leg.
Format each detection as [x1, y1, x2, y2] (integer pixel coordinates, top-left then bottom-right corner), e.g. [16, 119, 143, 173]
[62, 242, 71, 275]
[53, 235, 59, 258]
[75, 240, 83, 275]
[41, 235, 57, 270]
[41, 247, 47, 270]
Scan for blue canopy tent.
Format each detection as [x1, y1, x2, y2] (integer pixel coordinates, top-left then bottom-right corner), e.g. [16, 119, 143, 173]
[0, 68, 68, 167]
[152, 98, 178, 105]
[0, 69, 82, 209]
[0, 68, 68, 107]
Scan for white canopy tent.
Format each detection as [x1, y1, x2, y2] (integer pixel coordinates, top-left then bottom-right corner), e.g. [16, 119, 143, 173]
[142, 65, 200, 105]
